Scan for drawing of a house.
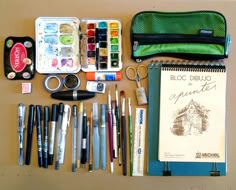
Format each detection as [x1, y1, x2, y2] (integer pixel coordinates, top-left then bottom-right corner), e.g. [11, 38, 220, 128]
[171, 99, 210, 136]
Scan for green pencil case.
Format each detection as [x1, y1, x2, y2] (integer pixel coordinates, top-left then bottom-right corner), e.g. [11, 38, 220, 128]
[130, 11, 231, 62]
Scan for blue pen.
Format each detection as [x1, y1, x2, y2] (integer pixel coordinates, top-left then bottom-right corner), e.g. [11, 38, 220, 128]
[36, 105, 43, 167]
[100, 104, 107, 170]
[93, 103, 100, 170]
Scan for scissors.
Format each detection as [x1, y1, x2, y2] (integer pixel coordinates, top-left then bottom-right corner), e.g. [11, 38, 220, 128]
[125, 64, 148, 88]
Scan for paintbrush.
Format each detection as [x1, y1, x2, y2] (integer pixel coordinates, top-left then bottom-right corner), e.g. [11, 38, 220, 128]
[120, 90, 127, 176]
[115, 84, 122, 165]
[112, 100, 118, 159]
[107, 87, 114, 173]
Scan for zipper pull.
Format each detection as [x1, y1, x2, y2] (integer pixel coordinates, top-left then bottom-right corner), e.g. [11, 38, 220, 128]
[225, 34, 231, 57]
[133, 41, 139, 51]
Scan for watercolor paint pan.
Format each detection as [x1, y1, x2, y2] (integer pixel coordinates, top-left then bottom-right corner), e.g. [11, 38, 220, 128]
[80, 19, 122, 72]
[35, 17, 122, 74]
[35, 17, 80, 74]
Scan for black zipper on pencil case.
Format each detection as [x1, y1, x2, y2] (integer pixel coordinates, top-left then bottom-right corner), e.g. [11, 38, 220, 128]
[132, 34, 225, 50]
[131, 52, 226, 63]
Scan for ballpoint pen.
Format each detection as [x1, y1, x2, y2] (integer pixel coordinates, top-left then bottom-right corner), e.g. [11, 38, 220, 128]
[49, 104, 58, 165]
[100, 104, 107, 170]
[86, 117, 90, 165]
[77, 102, 83, 168]
[81, 105, 87, 167]
[58, 104, 71, 167]
[36, 105, 43, 167]
[55, 103, 63, 169]
[115, 84, 122, 165]
[112, 100, 118, 159]
[72, 105, 77, 172]
[93, 102, 100, 170]
[107, 87, 114, 173]
[88, 113, 93, 172]
[25, 104, 35, 165]
[43, 106, 49, 168]
[128, 98, 133, 176]
[18, 103, 26, 166]
[120, 91, 127, 176]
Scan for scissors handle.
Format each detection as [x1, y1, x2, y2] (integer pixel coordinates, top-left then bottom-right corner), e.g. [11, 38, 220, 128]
[125, 66, 137, 81]
[136, 65, 148, 79]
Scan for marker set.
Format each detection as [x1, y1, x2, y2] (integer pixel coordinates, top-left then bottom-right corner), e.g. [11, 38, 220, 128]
[35, 17, 122, 74]
[80, 19, 122, 72]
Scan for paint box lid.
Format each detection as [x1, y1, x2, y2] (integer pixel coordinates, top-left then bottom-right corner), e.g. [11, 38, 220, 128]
[35, 17, 81, 74]
[4, 36, 35, 80]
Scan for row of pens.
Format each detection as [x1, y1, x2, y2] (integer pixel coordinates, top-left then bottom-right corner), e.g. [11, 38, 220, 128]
[17, 86, 135, 176]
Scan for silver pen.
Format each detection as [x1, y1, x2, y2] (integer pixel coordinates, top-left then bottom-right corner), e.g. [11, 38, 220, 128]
[18, 103, 26, 166]
[58, 105, 71, 166]
[72, 105, 77, 172]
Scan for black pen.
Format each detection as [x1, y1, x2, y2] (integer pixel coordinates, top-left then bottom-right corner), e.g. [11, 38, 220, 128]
[49, 104, 58, 165]
[25, 104, 35, 165]
[81, 105, 87, 167]
[43, 106, 49, 168]
[51, 90, 95, 101]
[36, 105, 43, 167]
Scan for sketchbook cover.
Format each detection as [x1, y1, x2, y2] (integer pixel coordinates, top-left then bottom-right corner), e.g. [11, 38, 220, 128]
[147, 62, 227, 176]
[158, 65, 226, 162]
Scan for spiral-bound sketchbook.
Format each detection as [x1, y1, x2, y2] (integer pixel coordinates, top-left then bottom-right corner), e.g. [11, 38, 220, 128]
[147, 61, 227, 176]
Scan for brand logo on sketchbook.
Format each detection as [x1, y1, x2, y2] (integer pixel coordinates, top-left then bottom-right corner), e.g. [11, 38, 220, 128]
[195, 151, 220, 159]
[10, 43, 27, 72]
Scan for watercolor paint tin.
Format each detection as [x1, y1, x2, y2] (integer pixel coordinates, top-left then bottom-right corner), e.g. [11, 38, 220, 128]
[80, 19, 122, 72]
[35, 17, 80, 74]
[4, 36, 35, 80]
[35, 17, 122, 74]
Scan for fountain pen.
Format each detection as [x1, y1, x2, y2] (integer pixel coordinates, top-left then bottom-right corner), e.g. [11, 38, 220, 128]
[51, 90, 95, 101]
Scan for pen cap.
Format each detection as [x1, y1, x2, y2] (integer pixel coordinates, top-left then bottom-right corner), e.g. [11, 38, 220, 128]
[44, 106, 49, 122]
[51, 104, 58, 121]
[100, 104, 106, 125]
[93, 102, 98, 120]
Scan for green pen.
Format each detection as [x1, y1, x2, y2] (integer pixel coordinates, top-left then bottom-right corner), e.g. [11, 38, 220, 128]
[128, 97, 133, 176]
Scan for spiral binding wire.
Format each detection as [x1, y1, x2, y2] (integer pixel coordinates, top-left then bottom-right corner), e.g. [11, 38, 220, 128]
[148, 59, 226, 72]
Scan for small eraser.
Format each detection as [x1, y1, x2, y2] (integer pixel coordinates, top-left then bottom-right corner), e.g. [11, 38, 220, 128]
[86, 81, 106, 93]
[22, 82, 32, 94]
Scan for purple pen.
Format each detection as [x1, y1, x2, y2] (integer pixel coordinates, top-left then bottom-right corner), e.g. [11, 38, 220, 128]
[107, 88, 114, 173]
